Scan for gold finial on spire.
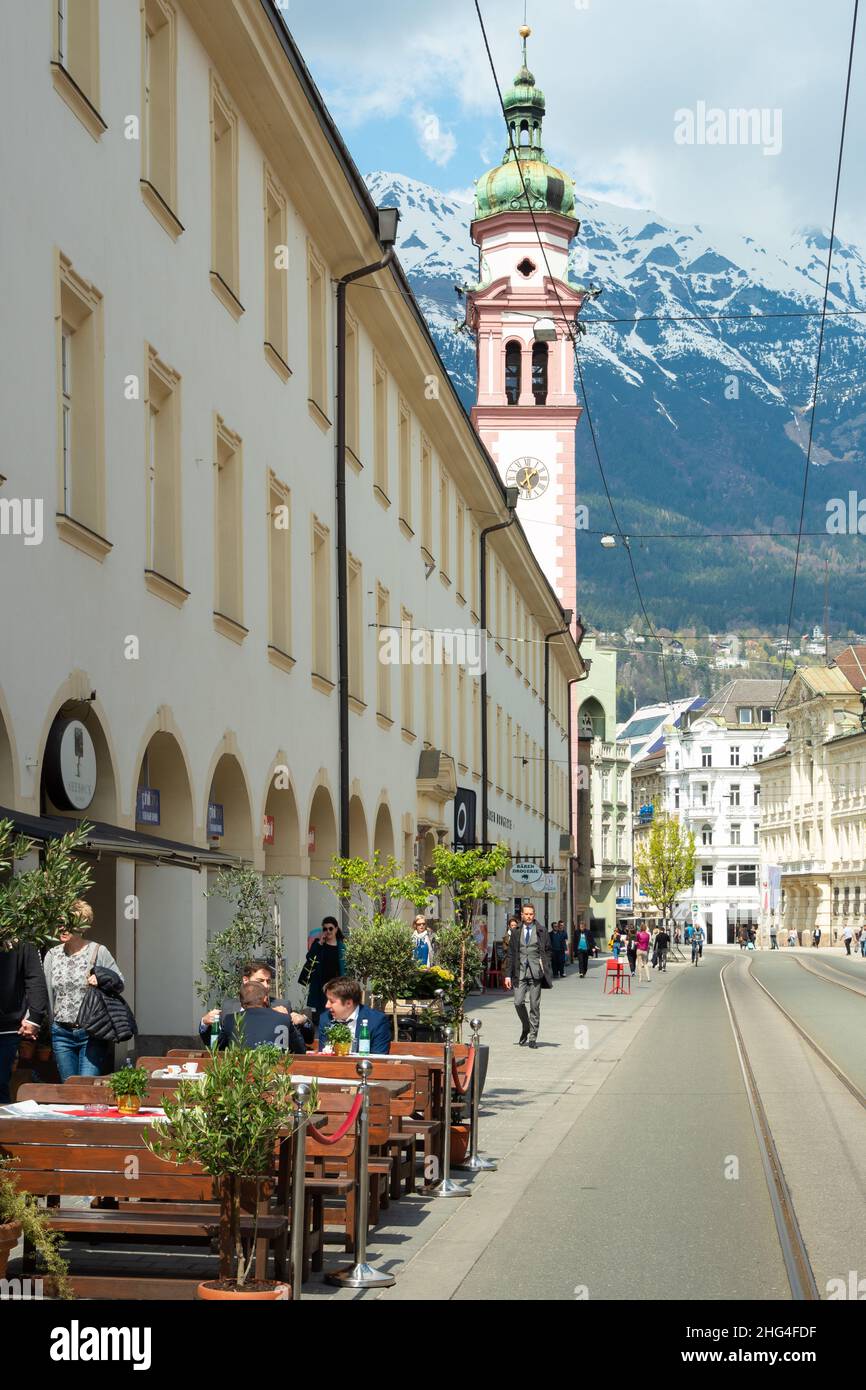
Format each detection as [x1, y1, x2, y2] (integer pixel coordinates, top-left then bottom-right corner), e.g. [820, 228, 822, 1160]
[519, 24, 531, 39]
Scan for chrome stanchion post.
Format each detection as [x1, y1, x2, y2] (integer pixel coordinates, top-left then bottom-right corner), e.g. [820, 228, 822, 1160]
[432, 1025, 471, 1198]
[290, 1082, 309, 1300]
[455, 1018, 496, 1172]
[326, 1058, 396, 1288]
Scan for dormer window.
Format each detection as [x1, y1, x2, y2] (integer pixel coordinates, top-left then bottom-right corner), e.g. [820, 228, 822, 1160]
[516, 257, 536, 278]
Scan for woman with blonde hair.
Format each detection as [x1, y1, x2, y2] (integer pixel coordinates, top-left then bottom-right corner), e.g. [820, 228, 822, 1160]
[44, 899, 125, 1081]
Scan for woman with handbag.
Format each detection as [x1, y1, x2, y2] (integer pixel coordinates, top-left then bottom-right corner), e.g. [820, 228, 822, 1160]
[44, 899, 126, 1081]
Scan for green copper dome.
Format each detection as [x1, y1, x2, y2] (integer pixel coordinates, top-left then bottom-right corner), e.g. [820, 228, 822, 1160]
[474, 31, 576, 223]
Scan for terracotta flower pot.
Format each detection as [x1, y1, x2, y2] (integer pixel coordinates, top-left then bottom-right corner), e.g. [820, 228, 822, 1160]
[450, 1124, 470, 1165]
[115, 1095, 142, 1115]
[0, 1221, 22, 1279]
[197, 1280, 290, 1300]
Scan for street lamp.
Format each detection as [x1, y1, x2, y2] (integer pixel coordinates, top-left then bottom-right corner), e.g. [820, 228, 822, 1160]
[480, 487, 519, 847]
[336, 205, 401, 889]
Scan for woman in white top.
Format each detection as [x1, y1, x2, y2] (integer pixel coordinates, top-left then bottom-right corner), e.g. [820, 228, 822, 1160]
[412, 915, 435, 966]
[44, 899, 124, 1081]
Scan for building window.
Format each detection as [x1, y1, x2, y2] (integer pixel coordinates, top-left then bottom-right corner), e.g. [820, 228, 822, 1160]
[267, 474, 292, 665]
[439, 468, 450, 582]
[701, 864, 714, 887]
[505, 340, 521, 405]
[456, 499, 466, 601]
[459, 669, 467, 769]
[56, 253, 107, 559]
[602, 771, 610, 801]
[730, 823, 741, 846]
[730, 784, 741, 808]
[52, 0, 104, 139]
[209, 74, 241, 317]
[263, 168, 289, 377]
[470, 523, 479, 618]
[307, 243, 328, 420]
[754, 745, 764, 763]
[532, 341, 548, 405]
[833, 886, 840, 916]
[737, 707, 753, 725]
[347, 555, 363, 704]
[728, 864, 757, 888]
[760, 707, 774, 724]
[421, 437, 434, 560]
[214, 417, 244, 637]
[753, 785, 761, 808]
[311, 519, 332, 683]
[701, 746, 712, 768]
[601, 824, 610, 861]
[473, 683, 481, 778]
[141, 0, 179, 235]
[401, 609, 414, 736]
[376, 585, 392, 723]
[505, 712, 512, 792]
[373, 358, 388, 502]
[398, 402, 412, 531]
[145, 346, 182, 597]
[701, 824, 712, 846]
[345, 315, 359, 462]
[730, 746, 740, 767]
[696, 782, 709, 808]
[673, 786, 680, 810]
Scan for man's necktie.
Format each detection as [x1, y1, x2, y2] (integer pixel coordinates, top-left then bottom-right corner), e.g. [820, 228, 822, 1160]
[524, 926, 531, 946]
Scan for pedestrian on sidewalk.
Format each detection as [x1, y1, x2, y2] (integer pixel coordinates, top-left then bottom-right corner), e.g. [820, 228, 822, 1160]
[550, 921, 567, 979]
[769, 924, 778, 950]
[636, 923, 652, 983]
[788, 928, 798, 948]
[656, 924, 670, 972]
[504, 903, 552, 1049]
[626, 927, 638, 977]
[44, 899, 125, 1081]
[576, 925, 592, 978]
[861, 931, 866, 959]
[812, 926, 822, 948]
[842, 924, 853, 956]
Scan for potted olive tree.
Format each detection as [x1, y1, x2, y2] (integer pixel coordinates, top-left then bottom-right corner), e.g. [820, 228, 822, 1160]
[0, 819, 93, 950]
[106, 1065, 150, 1116]
[146, 1039, 311, 1299]
[0, 1157, 73, 1296]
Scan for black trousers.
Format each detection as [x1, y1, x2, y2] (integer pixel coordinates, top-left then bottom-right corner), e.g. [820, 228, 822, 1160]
[577, 949, 589, 976]
[551, 952, 565, 978]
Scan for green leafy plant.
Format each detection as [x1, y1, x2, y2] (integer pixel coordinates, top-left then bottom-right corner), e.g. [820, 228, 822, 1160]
[106, 1066, 150, 1102]
[198, 866, 286, 1007]
[324, 1021, 353, 1048]
[427, 843, 509, 1039]
[0, 1157, 74, 1298]
[634, 814, 697, 924]
[146, 1038, 313, 1289]
[344, 920, 418, 1037]
[323, 851, 430, 932]
[0, 820, 93, 950]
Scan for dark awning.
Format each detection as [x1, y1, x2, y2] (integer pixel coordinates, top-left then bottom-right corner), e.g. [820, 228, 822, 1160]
[0, 806, 240, 871]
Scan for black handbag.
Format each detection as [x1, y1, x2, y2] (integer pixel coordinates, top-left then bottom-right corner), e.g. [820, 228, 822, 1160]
[75, 946, 138, 1043]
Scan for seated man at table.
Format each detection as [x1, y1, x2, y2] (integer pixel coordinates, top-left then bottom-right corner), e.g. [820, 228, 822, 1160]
[217, 982, 307, 1052]
[200, 959, 314, 1047]
[317, 977, 391, 1055]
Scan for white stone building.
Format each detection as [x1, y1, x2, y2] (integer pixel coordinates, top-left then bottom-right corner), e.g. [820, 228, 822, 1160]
[0, 0, 583, 1044]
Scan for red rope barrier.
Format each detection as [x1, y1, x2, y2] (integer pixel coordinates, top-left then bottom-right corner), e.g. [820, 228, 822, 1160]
[451, 1045, 475, 1094]
[307, 1090, 363, 1145]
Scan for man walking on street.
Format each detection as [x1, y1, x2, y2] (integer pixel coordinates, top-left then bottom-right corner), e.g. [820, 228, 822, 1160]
[656, 923, 670, 972]
[505, 903, 552, 1049]
[842, 924, 853, 956]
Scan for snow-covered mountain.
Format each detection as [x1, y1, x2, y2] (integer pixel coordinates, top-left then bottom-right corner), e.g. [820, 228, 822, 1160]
[366, 171, 866, 635]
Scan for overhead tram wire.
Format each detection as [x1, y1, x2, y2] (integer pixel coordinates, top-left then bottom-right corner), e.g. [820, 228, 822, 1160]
[776, 0, 860, 704]
[473, 0, 675, 709]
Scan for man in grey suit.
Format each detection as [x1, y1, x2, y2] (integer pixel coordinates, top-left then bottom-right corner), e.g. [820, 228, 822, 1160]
[504, 903, 553, 1049]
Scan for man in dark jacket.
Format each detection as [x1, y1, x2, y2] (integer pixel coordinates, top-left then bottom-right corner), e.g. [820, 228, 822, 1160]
[505, 904, 553, 1048]
[199, 959, 313, 1047]
[317, 977, 391, 1054]
[217, 982, 307, 1052]
[0, 942, 49, 1104]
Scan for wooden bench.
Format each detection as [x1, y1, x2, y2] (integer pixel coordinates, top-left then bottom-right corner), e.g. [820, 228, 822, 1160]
[2, 1097, 291, 1298]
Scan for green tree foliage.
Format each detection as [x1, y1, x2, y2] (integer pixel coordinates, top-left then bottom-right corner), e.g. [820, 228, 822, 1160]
[0, 820, 93, 951]
[197, 866, 286, 1007]
[634, 814, 696, 921]
[344, 920, 418, 1036]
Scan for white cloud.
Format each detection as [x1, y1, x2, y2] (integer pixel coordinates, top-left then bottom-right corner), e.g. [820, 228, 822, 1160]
[412, 105, 457, 166]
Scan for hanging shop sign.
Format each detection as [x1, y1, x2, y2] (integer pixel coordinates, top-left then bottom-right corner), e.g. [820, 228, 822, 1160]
[510, 860, 543, 885]
[207, 802, 224, 838]
[454, 788, 476, 851]
[263, 814, 275, 846]
[136, 788, 161, 826]
[44, 717, 97, 812]
[308, 826, 316, 855]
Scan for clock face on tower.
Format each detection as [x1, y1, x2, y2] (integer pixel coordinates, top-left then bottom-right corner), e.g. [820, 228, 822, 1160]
[506, 457, 549, 500]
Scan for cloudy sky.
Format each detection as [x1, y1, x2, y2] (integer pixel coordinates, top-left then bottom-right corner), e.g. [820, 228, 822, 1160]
[284, 0, 864, 247]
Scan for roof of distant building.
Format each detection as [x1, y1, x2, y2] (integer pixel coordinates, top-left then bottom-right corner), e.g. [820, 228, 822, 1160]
[701, 678, 784, 720]
[832, 645, 866, 691]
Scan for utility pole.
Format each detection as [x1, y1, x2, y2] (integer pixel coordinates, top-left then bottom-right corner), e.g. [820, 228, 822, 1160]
[823, 557, 830, 666]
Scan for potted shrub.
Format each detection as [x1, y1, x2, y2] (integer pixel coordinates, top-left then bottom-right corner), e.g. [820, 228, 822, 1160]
[106, 1065, 150, 1116]
[325, 1021, 353, 1056]
[0, 1157, 73, 1295]
[146, 1041, 311, 1300]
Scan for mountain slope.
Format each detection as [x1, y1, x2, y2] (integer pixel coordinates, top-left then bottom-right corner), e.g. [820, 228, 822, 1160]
[366, 172, 866, 636]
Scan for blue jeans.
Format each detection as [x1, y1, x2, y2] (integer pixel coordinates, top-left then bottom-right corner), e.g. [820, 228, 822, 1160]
[0, 1034, 21, 1104]
[51, 1024, 112, 1081]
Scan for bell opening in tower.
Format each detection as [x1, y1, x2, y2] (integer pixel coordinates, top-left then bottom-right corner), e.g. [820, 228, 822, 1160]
[505, 340, 522, 406]
[532, 341, 548, 406]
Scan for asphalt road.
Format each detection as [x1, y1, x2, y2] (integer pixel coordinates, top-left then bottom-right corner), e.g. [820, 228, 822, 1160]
[453, 954, 791, 1301]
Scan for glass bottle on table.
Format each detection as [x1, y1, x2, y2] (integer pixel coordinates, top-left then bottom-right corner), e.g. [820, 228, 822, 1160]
[358, 1017, 371, 1055]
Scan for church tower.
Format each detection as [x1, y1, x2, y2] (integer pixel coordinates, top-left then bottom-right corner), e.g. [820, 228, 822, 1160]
[466, 25, 585, 629]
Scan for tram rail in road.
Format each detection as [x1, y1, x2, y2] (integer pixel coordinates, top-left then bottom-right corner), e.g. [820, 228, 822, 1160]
[791, 952, 866, 1000]
[719, 959, 819, 1302]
